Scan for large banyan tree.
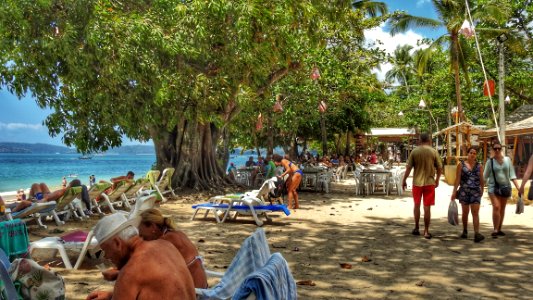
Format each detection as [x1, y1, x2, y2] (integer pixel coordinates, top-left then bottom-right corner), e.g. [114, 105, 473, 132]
[0, 0, 378, 189]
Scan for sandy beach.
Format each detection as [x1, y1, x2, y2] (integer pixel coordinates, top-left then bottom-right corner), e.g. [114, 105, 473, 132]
[25, 176, 533, 300]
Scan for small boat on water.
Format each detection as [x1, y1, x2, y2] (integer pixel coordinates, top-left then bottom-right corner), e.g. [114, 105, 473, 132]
[78, 155, 93, 160]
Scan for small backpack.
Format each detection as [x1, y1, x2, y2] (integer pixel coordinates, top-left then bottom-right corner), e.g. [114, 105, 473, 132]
[9, 258, 65, 300]
[269, 177, 285, 199]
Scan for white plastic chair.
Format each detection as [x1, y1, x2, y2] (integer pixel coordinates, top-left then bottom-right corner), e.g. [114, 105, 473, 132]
[30, 230, 99, 270]
[317, 171, 334, 193]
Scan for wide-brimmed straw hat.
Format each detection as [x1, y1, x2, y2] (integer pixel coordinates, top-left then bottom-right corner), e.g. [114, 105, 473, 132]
[94, 213, 140, 246]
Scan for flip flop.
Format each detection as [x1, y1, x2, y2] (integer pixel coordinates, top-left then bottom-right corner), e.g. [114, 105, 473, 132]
[424, 233, 432, 239]
[412, 229, 420, 236]
[491, 232, 498, 238]
[497, 231, 506, 236]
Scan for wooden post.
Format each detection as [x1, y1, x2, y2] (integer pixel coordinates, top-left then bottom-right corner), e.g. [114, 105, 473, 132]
[512, 136, 518, 164]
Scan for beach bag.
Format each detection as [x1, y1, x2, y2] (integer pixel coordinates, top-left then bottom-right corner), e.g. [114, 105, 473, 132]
[491, 158, 512, 198]
[270, 177, 285, 199]
[9, 258, 66, 300]
[448, 201, 459, 226]
[516, 196, 524, 214]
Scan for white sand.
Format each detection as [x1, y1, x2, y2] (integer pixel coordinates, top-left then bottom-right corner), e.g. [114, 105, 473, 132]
[25, 176, 533, 299]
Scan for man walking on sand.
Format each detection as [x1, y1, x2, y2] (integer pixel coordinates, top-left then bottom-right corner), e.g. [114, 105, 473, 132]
[402, 133, 443, 239]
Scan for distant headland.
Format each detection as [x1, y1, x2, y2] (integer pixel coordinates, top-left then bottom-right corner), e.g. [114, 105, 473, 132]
[0, 142, 155, 155]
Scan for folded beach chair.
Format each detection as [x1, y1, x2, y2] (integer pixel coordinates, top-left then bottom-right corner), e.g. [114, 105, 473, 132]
[196, 228, 271, 299]
[0, 248, 18, 300]
[192, 194, 290, 226]
[4, 201, 57, 229]
[151, 167, 175, 202]
[29, 229, 99, 270]
[232, 253, 297, 300]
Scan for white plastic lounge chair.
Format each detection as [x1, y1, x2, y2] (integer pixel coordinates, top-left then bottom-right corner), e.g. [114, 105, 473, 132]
[29, 229, 99, 270]
[0, 249, 18, 300]
[97, 180, 135, 213]
[40, 186, 84, 226]
[196, 228, 271, 299]
[232, 253, 297, 300]
[120, 178, 153, 208]
[127, 192, 158, 220]
[192, 194, 290, 226]
[4, 201, 57, 229]
[88, 182, 113, 216]
[151, 168, 175, 202]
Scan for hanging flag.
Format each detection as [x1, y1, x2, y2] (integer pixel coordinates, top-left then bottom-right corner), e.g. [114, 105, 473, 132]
[483, 80, 495, 97]
[459, 19, 474, 38]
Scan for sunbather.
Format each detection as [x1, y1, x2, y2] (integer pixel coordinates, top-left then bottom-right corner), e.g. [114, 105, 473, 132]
[12, 180, 85, 212]
[138, 208, 208, 288]
[101, 209, 208, 289]
[87, 213, 195, 300]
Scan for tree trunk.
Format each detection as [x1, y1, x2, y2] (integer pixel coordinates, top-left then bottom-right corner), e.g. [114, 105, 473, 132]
[344, 130, 350, 156]
[266, 113, 274, 156]
[320, 113, 327, 155]
[151, 120, 229, 191]
[451, 33, 463, 123]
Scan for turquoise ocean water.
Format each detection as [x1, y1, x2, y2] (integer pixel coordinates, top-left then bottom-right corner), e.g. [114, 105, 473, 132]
[0, 151, 262, 194]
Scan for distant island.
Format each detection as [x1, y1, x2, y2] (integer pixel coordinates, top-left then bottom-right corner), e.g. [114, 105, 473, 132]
[0, 142, 155, 155]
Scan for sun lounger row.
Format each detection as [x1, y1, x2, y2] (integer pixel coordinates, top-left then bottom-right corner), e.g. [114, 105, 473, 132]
[2, 168, 176, 229]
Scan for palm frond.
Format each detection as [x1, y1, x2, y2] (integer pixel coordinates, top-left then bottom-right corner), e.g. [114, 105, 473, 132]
[352, 0, 388, 18]
[389, 14, 441, 36]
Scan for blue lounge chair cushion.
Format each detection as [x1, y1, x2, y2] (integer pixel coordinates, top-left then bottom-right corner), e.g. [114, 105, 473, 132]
[192, 203, 291, 216]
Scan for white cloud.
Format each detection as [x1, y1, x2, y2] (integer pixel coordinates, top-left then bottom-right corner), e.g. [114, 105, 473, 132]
[0, 122, 44, 130]
[416, 0, 431, 7]
[364, 25, 428, 81]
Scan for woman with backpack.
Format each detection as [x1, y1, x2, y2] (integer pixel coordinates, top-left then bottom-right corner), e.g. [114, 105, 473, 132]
[272, 154, 302, 209]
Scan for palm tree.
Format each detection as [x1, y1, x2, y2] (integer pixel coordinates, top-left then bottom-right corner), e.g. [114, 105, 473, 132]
[385, 44, 415, 96]
[388, 0, 506, 123]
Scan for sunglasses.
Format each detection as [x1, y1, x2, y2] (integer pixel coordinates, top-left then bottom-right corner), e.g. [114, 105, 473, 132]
[493, 148, 502, 151]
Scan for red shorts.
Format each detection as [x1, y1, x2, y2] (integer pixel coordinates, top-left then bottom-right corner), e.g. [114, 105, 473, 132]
[412, 185, 435, 206]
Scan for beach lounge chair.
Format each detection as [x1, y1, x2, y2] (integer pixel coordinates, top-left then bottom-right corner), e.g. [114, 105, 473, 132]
[196, 228, 271, 299]
[191, 194, 290, 226]
[232, 253, 297, 300]
[29, 229, 99, 270]
[88, 182, 113, 216]
[151, 167, 175, 202]
[0, 249, 18, 300]
[4, 201, 57, 229]
[40, 186, 84, 226]
[97, 180, 135, 214]
[120, 178, 153, 208]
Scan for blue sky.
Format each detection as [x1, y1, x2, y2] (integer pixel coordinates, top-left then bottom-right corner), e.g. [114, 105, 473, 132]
[0, 0, 445, 146]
